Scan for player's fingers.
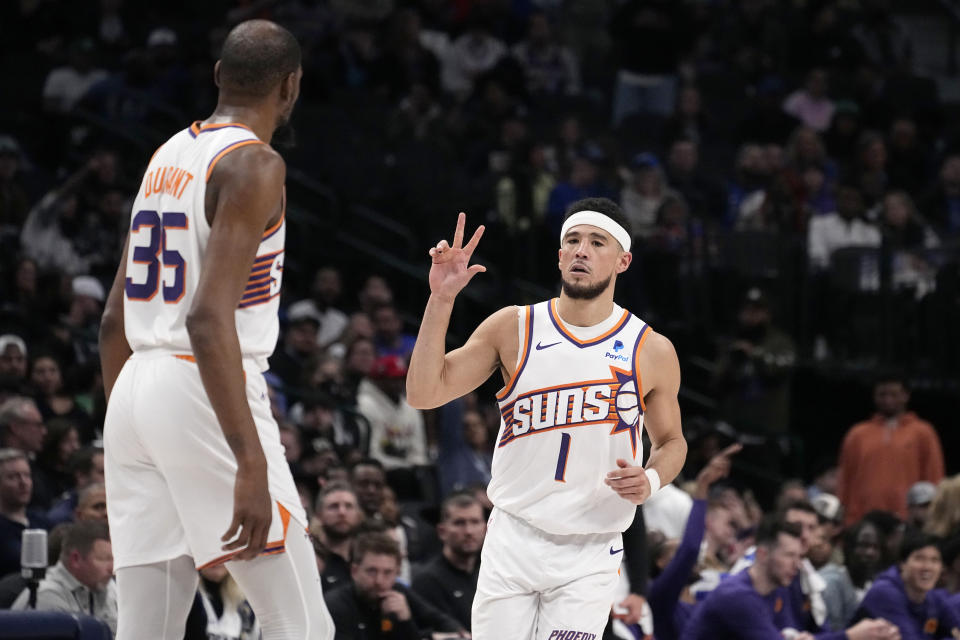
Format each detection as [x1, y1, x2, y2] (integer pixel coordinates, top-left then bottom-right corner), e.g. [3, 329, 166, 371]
[718, 443, 743, 458]
[436, 239, 450, 252]
[222, 521, 250, 552]
[464, 224, 485, 254]
[221, 514, 241, 544]
[467, 264, 486, 275]
[453, 212, 466, 248]
[242, 519, 269, 560]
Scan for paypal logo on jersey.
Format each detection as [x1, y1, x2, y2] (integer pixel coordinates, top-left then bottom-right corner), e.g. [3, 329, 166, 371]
[605, 339, 628, 362]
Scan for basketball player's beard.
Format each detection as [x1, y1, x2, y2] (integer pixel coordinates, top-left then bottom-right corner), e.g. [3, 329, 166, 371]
[561, 273, 612, 300]
[272, 122, 296, 149]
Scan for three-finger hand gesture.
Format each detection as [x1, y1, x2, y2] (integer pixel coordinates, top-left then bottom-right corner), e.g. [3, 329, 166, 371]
[428, 212, 485, 301]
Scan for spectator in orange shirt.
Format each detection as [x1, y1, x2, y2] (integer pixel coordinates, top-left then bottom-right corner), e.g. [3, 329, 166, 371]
[837, 375, 945, 526]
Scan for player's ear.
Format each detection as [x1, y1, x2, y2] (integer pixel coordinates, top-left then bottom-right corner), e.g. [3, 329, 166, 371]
[279, 69, 298, 102]
[616, 251, 632, 274]
[213, 60, 222, 88]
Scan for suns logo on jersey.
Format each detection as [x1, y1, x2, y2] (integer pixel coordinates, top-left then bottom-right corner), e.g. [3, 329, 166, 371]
[498, 365, 643, 457]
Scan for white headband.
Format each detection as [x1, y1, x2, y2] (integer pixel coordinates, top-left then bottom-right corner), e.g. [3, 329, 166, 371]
[560, 210, 631, 252]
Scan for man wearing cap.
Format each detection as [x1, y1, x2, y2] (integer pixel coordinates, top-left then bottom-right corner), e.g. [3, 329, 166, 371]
[905, 482, 937, 531]
[358, 355, 427, 473]
[0, 335, 28, 390]
[406, 198, 687, 639]
[267, 300, 322, 391]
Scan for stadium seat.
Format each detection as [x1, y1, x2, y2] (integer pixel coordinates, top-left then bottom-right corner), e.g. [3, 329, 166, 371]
[0, 611, 112, 639]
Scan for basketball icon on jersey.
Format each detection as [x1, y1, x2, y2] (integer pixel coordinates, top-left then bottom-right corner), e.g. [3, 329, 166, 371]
[614, 378, 640, 428]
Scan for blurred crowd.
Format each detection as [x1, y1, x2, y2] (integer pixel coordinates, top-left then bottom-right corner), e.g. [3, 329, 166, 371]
[0, 0, 958, 638]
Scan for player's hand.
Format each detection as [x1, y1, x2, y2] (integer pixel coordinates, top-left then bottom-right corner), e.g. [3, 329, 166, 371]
[693, 443, 742, 499]
[605, 459, 652, 504]
[221, 460, 272, 560]
[380, 590, 412, 621]
[612, 593, 646, 624]
[428, 212, 486, 301]
[845, 618, 901, 640]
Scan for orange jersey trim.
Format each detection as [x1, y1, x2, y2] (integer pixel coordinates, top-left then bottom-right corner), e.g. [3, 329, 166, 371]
[632, 325, 651, 412]
[198, 502, 291, 570]
[205, 139, 265, 182]
[549, 298, 631, 347]
[496, 305, 533, 401]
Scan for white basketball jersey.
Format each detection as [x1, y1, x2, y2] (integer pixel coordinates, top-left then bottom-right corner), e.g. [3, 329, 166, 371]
[124, 121, 284, 371]
[487, 298, 651, 535]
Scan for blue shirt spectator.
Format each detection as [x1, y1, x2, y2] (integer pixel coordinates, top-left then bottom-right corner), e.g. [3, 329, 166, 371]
[436, 401, 491, 497]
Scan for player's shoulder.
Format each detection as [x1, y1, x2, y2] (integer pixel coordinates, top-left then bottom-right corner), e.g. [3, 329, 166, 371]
[211, 140, 285, 185]
[641, 329, 678, 362]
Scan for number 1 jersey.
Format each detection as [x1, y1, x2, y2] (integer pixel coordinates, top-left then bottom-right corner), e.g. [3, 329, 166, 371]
[488, 299, 651, 535]
[123, 121, 284, 372]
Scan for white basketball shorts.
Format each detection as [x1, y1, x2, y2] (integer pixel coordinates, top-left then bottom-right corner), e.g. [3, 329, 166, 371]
[104, 351, 306, 570]
[472, 507, 623, 640]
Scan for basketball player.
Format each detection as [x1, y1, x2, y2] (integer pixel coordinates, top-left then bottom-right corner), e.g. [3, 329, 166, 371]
[406, 198, 687, 640]
[99, 20, 333, 639]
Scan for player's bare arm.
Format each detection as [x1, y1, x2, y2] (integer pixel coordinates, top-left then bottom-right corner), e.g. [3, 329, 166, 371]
[186, 143, 284, 560]
[605, 331, 687, 504]
[407, 213, 518, 409]
[99, 236, 132, 403]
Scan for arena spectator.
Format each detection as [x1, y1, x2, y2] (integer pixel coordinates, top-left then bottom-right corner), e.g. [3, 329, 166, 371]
[371, 305, 416, 361]
[324, 531, 463, 639]
[436, 406, 492, 497]
[41, 38, 108, 114]
[312, 481, 364, 592]
[0, 334, 28, 388]
[439, 10, 506, 99]
[0, 135, 29, 231]
[807, 182, 881, 271]
[782, 68, 836, 133]
[0, 396, 46, 457]
[923, 474, 960, 539]
[905, 482, 937, 531]
[73, 482, 107, 523]
[712, 287, 795, 435]
[917, 154, 960, 239]
[820, 519, 885, 631]
[29, 353, 94, 443]
[269, 301, 323, 389]
[620, 152, 674, 238]
[46, 446, 104, 526]
[853, 531, 960, 638]
[0, 448, 49, 578]
[32, 417, 80, 508]
[357, 355, 427, 474]
[837, 375, 945, 525]
[300, 267, 350, 349]
[411, 491, 486, 630]
[11, 520, 116, 634]
[197, 562, 259, 639]
[511, 11, 581, 97]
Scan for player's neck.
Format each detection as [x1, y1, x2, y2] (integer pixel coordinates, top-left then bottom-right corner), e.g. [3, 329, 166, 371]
[747, 563, 776, 596]
[556, 294, 616, 328]
[206, 102, 276, 143]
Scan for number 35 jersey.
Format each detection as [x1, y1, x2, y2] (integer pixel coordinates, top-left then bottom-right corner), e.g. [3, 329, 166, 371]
[124, 121, 284, 371]
[487, 299, 651, 535]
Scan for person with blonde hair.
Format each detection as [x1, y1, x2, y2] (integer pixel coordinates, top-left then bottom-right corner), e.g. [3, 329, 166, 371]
[198, 564, 259, 640]
[923, 474, 960, 539]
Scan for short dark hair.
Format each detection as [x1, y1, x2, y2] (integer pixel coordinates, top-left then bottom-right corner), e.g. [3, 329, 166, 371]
[873, 372, 908, 391]
[779, 499, 818, 520]
[61, 520, 110, 561]
[219, 20, 301, 97]
[563, 198, 633, 240]
[898, 530, 942, 563]
[69, 446, 103, 477]
[440, 491, 482, 522]
[755, 516, 802, 549]
[351, 531, 401, 565]
[350, 458, 385, 474]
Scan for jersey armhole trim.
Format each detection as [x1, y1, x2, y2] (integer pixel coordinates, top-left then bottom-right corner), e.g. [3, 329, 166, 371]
[496, 305, 533, 401]
[261, 186, 285, 241]
[205, 139, 266, 182]
[632, 323, 652, 413]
